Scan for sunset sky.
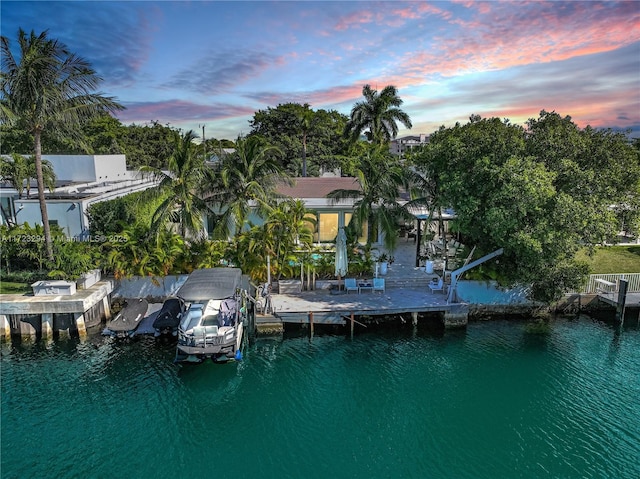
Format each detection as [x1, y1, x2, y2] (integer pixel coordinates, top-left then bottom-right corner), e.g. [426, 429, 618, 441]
[2, 1, 639, 140]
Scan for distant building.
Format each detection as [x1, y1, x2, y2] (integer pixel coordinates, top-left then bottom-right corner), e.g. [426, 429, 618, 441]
[389, 134, 430, 155]
[0, 155, 157, 238]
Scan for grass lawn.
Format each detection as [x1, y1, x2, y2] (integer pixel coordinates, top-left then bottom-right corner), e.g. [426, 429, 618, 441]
[576, 245, 640, 274]
[0, 281, 31, 294]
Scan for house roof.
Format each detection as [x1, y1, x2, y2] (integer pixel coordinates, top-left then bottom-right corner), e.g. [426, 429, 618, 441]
[276, 177, 361, 199]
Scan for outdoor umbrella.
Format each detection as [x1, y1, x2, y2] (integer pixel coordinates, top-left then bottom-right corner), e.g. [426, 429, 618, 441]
[335, 227, 348, 288]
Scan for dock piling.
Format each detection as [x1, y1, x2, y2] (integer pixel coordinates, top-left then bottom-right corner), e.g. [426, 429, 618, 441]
[616, 279, 628, 325]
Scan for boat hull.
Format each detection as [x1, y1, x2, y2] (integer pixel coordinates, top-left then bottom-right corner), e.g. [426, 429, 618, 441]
[175, 323, 243, 363]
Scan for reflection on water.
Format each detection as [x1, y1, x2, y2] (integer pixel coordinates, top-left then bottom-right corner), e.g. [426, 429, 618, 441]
[2, 315, 639, 479]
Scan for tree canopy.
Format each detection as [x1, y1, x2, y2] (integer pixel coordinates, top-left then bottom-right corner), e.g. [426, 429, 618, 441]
[411, 112, 640, 302]
[248, 102, 350, 176]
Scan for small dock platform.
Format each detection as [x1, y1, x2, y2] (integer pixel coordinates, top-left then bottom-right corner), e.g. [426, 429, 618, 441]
[597, 292, 640, 308]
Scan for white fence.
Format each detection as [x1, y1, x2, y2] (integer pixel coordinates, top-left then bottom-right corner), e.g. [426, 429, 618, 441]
[579, 274, 640, 294]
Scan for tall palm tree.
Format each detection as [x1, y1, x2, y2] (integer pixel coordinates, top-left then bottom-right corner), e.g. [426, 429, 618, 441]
[1, 29, 123, 260]
[210, 135, 289, 238]
[327, 145, 414, 252]
[141, 130, 214, 239]
[25, 155, 56, 198]
[344, 84, 412, 145]
[295, 106, 315, 177]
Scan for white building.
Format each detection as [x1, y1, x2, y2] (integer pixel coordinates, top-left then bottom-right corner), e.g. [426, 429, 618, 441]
[0, 155, 157, 238]
[389, 134, 430, 156]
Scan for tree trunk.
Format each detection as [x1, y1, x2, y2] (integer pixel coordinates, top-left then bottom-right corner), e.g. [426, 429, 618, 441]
[34, 130, 54, 261]
[302, 133, 307, 177]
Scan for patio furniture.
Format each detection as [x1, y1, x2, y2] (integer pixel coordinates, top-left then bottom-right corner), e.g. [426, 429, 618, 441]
[428, 276, 445, 293]
[358, 280, 373, 293]
[373, 278, 385, 293]
[345, 278, 359, 294]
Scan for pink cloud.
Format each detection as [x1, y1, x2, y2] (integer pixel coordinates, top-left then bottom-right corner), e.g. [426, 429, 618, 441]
[332, 1, 452, 31]
[395, 2, 640, 80]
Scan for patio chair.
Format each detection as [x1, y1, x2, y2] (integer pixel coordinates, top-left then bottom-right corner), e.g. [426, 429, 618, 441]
[373, 278, 385, 293]
[344, 278, 359, 294]
[428, 276, 445, 294]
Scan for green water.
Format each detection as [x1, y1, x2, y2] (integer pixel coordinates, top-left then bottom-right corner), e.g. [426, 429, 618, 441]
[1, 317, 639, 479]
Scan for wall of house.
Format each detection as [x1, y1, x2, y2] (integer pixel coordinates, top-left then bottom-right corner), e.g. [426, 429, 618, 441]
[43, 155, 126, 183]
[14, 200, 84, 237]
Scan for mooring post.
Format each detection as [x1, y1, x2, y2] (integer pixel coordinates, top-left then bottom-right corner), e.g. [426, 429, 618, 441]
[615, 279, 628, 325]
[103, 296, 112, 320]
[0, 314, 10, 343]
[41, 313, 53, 341]
[75, 312, 87, 339]
[350, 312, 354, 339]
[411, 312, 418, 326]
[309, 311, 314, 339]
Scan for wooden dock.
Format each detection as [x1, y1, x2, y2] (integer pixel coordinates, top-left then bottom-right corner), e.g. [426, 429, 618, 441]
[597, 292, 640, 308]
[255, 286, 469, 330]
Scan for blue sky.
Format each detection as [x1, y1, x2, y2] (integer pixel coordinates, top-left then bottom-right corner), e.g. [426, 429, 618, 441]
[2, 1, 639, 140]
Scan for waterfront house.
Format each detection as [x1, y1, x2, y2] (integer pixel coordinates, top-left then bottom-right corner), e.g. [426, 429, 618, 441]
[0, 155, 158, 238]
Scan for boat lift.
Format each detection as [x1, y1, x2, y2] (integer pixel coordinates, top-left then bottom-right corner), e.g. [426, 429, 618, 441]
[447, 248, 504, 304]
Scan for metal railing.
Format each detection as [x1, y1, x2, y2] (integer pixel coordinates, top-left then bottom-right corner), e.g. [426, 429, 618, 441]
[579, 274, 640, 293]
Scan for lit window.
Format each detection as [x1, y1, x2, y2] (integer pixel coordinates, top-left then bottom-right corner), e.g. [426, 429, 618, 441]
[318, 212, 339, 242]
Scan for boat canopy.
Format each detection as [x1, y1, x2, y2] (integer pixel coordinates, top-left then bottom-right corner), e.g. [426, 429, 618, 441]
[177, 268, 242, 302]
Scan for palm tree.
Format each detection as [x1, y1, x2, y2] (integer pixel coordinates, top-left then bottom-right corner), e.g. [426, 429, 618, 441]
[1, 29, 123, 260]
[25, 155, 56, 198]
[0, 153, 55, 226]
[344, 84, 412, 145]
[141, 130, 214, 239]
[263, 199, 315, 280]
[327, 145, 414, 252]
[295, 105, 315, 177]
[0, 153, 28, 198]
[210, 135, 289, 238]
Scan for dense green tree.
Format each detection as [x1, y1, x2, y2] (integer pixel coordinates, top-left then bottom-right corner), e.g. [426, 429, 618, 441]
[0, 123, 32, 154]
[344, 84, 412, 145]
[209, 135, 288, 238]
[86, 188, 169, 235]
[249, 102, 349, 176]
[327, 145, 415, 253]
[525, 110, 640, 242]
[141, 130, 214, 238]
[1, 29, 123, 259]
[119, 121, 177, 168]
[413, 113, 639, 302]
[82, 114, 126, 154]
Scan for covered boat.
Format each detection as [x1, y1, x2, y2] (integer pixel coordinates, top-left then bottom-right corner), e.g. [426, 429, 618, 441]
[152, 297, 185, 337]
[175, 268, 248, 363]
[105, 298, 148, 338]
